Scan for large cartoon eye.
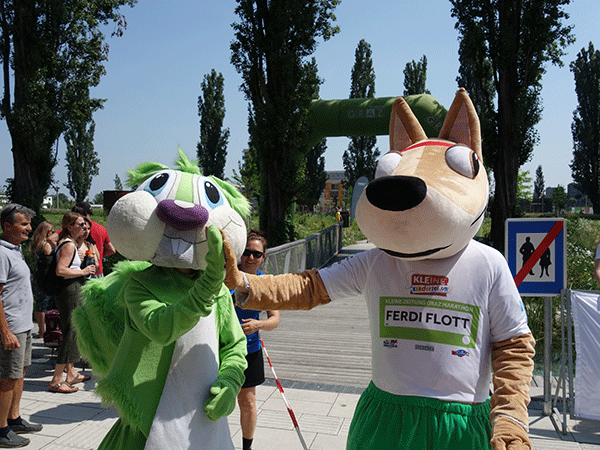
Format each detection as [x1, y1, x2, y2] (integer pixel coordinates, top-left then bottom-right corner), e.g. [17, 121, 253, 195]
[445, 145, 480, 179]
[198, 177, 229, 210]
[374, 152, 402, 179]
[139, 170, 177, 202]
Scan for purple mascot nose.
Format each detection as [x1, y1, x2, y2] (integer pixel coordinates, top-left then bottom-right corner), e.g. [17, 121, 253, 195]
[156, 199, 209, 231]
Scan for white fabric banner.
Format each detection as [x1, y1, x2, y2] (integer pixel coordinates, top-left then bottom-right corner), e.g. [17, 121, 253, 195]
[571, 290, 600, 421]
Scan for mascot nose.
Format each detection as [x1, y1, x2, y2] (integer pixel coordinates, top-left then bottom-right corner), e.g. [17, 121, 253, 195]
[366, 176, 427, 211]
[156, 199, 209, 231]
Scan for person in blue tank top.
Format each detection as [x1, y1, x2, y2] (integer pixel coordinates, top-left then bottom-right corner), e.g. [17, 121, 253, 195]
[232, 231, 280, 450]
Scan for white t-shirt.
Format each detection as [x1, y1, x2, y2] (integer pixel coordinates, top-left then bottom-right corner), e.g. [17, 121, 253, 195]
[319, 240, 530, 403]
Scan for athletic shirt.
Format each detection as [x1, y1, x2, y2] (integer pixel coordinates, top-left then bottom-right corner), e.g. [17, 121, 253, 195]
[234, 269, 264, 354]
[318, 240, 530, 404]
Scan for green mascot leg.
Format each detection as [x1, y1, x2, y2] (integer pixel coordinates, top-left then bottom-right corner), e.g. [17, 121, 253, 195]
[98, 418, 147, 450]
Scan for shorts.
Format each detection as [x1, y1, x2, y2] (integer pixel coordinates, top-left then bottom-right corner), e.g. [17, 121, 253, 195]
[347, 381, 492, 450]
[241, 349, 265, 389]
[0, 331, 32, 379]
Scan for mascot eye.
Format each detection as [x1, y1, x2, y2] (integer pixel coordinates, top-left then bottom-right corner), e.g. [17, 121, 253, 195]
[445, 146, 480, 179]
[198, 178, 229, 210]
[374, 152, 402, 179]
[140, 170, 177, 202]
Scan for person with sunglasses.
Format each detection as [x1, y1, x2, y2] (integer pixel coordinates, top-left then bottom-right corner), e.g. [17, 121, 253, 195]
[0, 204, 43, 447]
[233, 231, 279, 450]
[48, 212, 95, 394]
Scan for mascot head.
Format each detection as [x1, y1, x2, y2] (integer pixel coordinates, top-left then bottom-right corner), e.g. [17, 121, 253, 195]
[107, 149, 249, 270]
[356, 88, 488, 260]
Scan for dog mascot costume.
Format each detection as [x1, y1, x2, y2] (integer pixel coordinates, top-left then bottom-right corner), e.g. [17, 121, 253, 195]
[72, 150, 249, 450]
[228, 89, 535, 450]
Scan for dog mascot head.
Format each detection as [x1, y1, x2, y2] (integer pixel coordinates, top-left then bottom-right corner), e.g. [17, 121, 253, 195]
[356, 88, 488, 260]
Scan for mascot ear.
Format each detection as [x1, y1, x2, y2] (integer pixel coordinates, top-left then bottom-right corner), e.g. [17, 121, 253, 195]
[438, 88, 483, 161]
[389, 97, 428, 153]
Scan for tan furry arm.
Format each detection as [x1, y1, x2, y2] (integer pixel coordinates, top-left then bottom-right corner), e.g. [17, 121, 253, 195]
[241, 269, 332, 311]
[490, 333, 535, 449]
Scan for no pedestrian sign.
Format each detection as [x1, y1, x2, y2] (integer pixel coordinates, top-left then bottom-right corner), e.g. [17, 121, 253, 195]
[505, 218, 566, 296]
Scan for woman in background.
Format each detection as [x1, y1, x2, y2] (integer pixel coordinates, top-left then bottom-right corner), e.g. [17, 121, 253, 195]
[29, 221, 56, 338]
[48, 212, 95, 393]
[234, 231, 280, 450]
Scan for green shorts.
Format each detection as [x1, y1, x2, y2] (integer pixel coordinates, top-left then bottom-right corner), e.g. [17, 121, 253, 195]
[347, 382, 492, 450]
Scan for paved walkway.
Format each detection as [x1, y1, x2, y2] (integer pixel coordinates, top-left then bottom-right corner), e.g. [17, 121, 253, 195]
[17, 241, 600, 449]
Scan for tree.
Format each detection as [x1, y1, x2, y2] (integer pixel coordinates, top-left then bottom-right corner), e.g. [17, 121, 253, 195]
[93, 192, 104, 205]
[552, 184, 567, 213]
[343, 39, 380, 190]
[232, 145, 260, 204]
[0, 0, 136, 212]
[570, 42, 600, 213]
[298, 139, 327, 211]
[231, 0, 340, 245]
[64, 120, 100, 202]
[403, 55, 431, 95]
[197, 69, 229, 178]
[534, 165, 545, 200]
[450, 0, 573, 250]
[114, 174, 123, 190]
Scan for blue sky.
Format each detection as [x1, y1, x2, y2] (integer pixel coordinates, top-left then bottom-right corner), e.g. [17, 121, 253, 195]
[0, 0, 598, 200]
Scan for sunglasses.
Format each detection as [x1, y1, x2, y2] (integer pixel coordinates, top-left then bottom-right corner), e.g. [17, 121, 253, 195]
[242, 249, 264, 259]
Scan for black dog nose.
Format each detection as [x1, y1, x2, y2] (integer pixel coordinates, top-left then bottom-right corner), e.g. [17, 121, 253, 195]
[365, 176, 427, 211]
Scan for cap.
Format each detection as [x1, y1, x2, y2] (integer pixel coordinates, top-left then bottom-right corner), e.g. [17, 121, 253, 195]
[74, 201, 93, 216]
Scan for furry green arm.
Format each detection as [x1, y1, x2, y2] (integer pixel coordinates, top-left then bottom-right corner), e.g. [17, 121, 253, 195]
[125, 226, 225, 345]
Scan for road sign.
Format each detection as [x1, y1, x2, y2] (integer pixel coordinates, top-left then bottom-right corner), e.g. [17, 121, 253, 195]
[505, 218, 566, 296]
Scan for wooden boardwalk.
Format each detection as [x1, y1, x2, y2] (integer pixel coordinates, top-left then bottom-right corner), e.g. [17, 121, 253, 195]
[260, 294, 372, 389]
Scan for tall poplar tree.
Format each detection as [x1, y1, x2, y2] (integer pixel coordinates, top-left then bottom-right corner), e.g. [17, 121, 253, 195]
[343, 39, 379, 190]
[450, 0, 573, 250]
[231, 0, 340, 245]
[403, 55, 431, 96]
[534, 165, 545, 200]
[570, 42, 600, 213]
[64, 120, 99, 202]
[197, 69, 229, 178]
[0, 0, 136, 212]
[298, 138, 327, 211]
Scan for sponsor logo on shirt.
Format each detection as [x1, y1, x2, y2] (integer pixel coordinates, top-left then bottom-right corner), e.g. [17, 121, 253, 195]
[452, 349, 470, 357]
[411, 274, 449, 297]
[415, 344, 434, 352]
[383, 339, 398, 348]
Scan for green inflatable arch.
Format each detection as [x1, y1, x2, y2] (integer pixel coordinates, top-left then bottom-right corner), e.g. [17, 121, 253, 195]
[305, 94, 448, 149]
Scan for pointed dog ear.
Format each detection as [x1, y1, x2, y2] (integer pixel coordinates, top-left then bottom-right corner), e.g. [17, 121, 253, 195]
[389, 97, 428, 153]
[438, 88, 482, 162]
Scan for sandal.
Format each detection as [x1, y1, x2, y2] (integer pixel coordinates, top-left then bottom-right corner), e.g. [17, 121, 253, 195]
[66, 374, 91, 385]
[49, 382, 78, 393]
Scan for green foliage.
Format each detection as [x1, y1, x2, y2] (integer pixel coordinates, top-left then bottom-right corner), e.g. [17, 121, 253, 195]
[298, 139, 328, 210]
[450, 0, 574, 250]
[343, 39, 380, 189]
[0, 0, 137, 212]
[64, 120, 100, 202]
[231, 0, 340, 246]
[534, 165, 545, 200]
[570, 42, 600, 213]
[403, 55, 431, 95]
[552, 185, 568, 213]
[93, 192, 104, 204]
[114, 174, 123, 190]
[197, 69, 229, 179]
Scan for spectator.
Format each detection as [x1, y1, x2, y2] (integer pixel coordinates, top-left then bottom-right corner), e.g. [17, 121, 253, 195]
[48, 212, 95, 394]
[594, 242, 600, 287]
[233, 231, 280, 450]
[71, 202, 115, 275]
[0, 204, 43, 447]
[29, 221, 56, 338]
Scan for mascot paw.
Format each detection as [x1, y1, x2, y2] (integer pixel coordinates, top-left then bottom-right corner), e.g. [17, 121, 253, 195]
[490, 416, 532, 450]
[203, 378, 237, 421]
[223, 231, 245, 290]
